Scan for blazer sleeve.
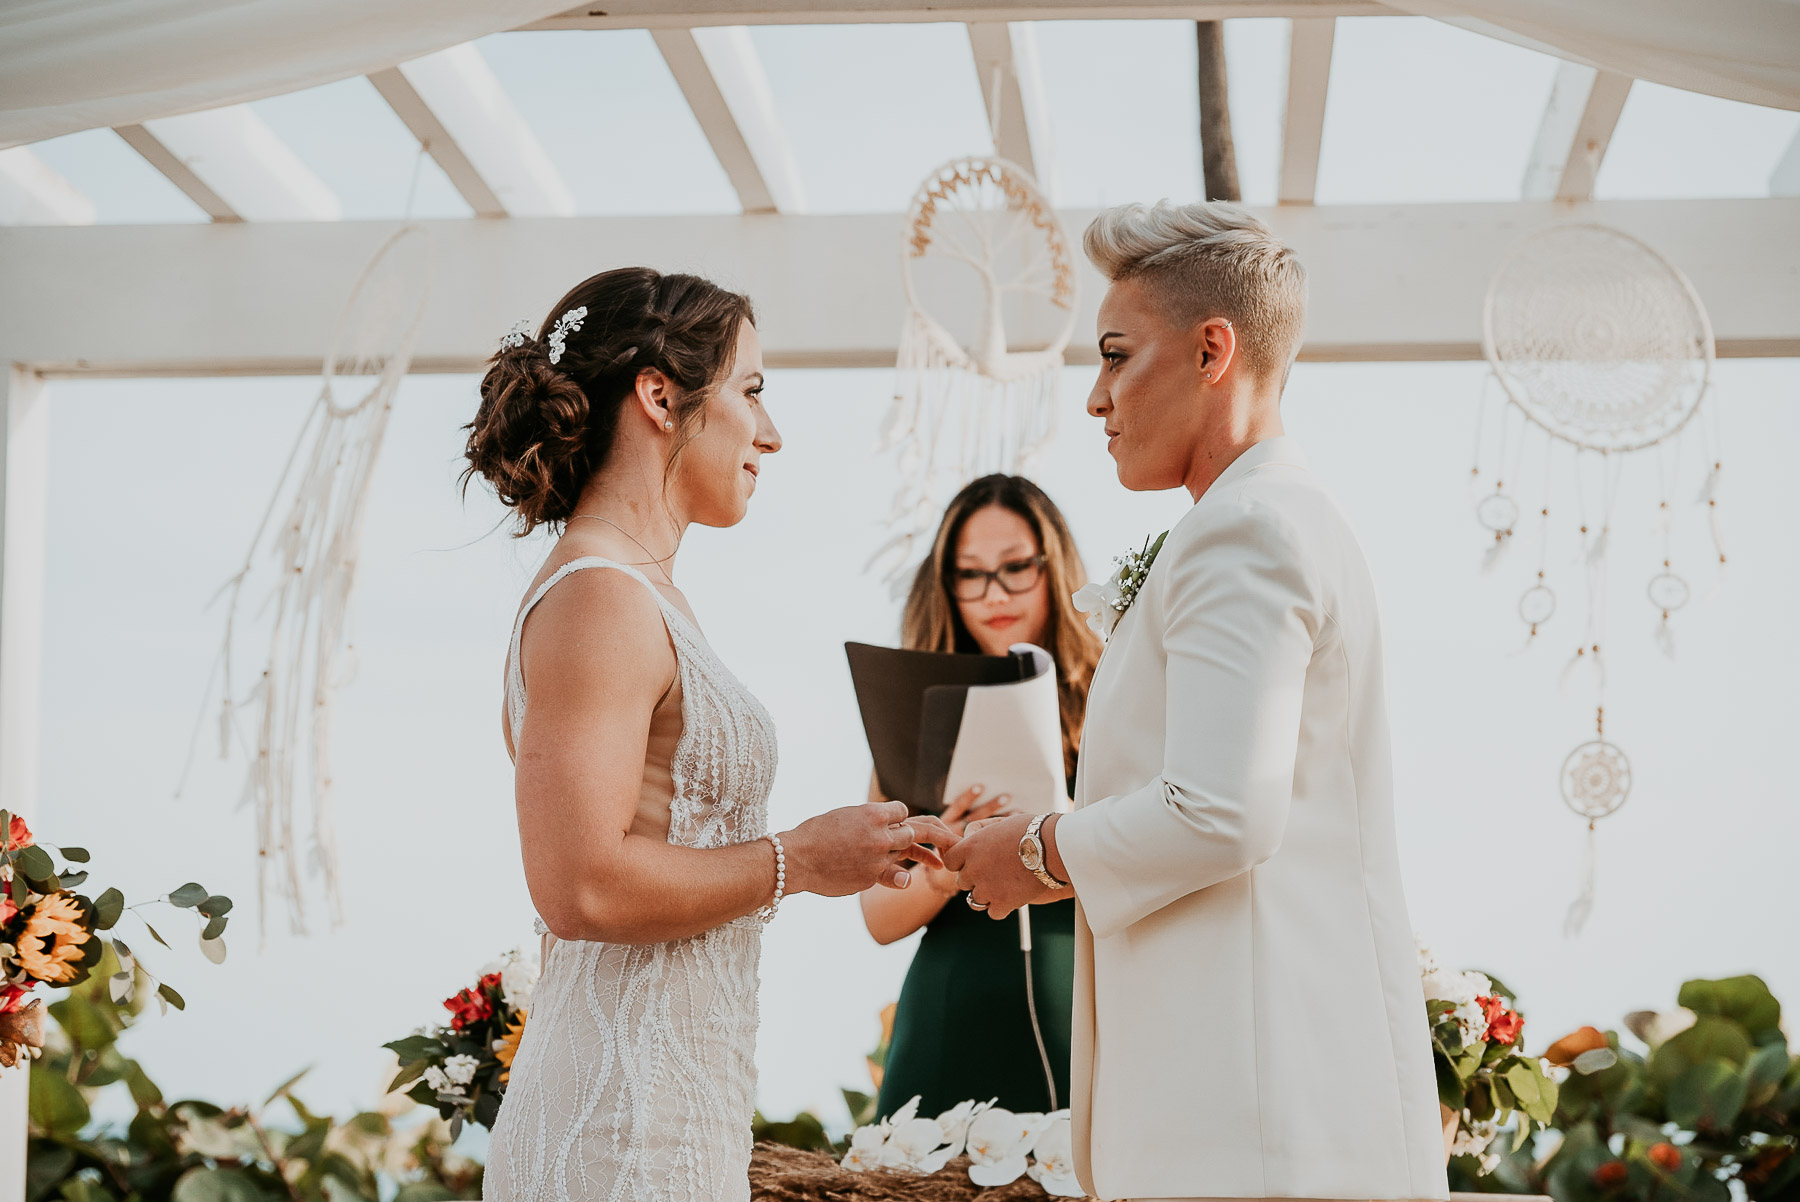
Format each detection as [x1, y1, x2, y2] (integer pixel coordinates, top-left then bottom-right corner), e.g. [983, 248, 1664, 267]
[1055, 500, 1321, 939]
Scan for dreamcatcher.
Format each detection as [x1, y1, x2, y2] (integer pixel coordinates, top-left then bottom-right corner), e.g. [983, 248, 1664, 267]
[1472, 223, 1722, 936]
[869, 156, 1078, 585]
[198, 225, 434, 937]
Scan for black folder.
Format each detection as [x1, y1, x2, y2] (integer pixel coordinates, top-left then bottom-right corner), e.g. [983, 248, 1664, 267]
[844, 641, 1030, 815]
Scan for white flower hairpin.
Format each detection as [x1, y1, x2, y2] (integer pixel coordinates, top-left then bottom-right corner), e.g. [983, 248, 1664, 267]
[547, 306, 588, 365]
[498, 319, 532, 351]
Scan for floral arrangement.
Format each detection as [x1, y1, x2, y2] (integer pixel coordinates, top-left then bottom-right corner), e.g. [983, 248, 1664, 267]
[384, 944, 539, 1137]
[1072, 531, 1167, 640]
[1419, 939, 1564, 1174]
[841, 1095, 1083, 1196]
[1, 810, 232, 1069]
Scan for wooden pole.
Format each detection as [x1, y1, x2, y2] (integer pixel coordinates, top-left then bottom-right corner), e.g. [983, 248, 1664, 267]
[0, 365, 49, 1202]
[1195, 20, 1241, 202]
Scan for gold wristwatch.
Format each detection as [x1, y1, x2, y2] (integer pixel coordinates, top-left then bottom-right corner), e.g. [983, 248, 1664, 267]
[1018, 813, 1066, 890]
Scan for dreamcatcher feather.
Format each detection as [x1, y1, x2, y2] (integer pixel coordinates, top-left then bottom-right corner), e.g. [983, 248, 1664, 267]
[871, 157, 1078, 588]
[209, 225, 434, 937]
[1471, 223, 1719, 936]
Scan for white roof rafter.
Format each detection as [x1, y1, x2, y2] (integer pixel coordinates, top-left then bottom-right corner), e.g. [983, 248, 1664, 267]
[1521, 62, 1633, 202]
[653, 26, 805, 214]
[368, 44, 574, 219]
[115, 106, 340, 223]
[0, 147, 95, 225]
[525, 1, 1382, 30]
[967, 22, 1055, 192]
[1277, 17, 1334, 205]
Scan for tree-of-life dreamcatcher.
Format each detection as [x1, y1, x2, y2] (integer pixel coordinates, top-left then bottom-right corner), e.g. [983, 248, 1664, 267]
[1472, 223, 1722, 936]
[188, 225, 434, 938]
[868, 156, 1078, 586]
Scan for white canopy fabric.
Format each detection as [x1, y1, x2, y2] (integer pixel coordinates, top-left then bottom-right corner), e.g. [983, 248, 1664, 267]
[1392, 0, 1800, 111]
[0, 0, 574, 150]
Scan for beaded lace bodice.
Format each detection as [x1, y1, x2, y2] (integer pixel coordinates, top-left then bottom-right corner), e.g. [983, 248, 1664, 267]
[484, 558, 778, 1202]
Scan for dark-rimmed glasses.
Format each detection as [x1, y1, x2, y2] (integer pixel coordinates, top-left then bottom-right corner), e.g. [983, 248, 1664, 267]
[948, 555, 1046, 602]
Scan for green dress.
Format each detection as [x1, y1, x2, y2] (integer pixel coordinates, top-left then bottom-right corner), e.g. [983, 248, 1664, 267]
[875, 882, 1075, 1120]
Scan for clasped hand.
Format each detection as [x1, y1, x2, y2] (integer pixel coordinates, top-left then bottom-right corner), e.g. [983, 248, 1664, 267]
[942, 812, 1057, 920]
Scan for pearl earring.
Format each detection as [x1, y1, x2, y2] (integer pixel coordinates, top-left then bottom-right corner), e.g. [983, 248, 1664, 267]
[663, 420, 674, 431]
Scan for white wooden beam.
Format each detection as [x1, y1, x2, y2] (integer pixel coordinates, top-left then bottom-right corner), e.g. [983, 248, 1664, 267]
[1772, 128, 1800, 196]
[653, 27, 804, 214]
[1277, 17, 1334, 205]
[368, 45, 574, 219]
[0, 147, 97, 225]
[2, 201, 1795, 374]
[524, 1, 1385, 30]
[0, 365, 49, 1202]
[968, 23, 1055, 191]
[115, 106, 341, 223]
[1521, 63, 1633, 202]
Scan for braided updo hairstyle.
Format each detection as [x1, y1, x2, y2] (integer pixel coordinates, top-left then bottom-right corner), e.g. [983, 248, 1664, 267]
[463, 267, 756, 535]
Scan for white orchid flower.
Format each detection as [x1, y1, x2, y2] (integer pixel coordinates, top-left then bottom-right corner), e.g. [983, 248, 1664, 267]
[840, 1119, 891, 1172]
[1071, 581, 1118, 639]
[1027, 1113, 1084, 1197]
[965, 1107, 1055, 1187]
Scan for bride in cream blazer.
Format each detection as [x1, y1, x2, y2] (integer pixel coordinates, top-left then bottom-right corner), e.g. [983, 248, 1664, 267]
[944, 202, 1447, 1202]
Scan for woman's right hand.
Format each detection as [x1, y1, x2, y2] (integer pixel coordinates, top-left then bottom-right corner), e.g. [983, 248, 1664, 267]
[782, 801, 959, 897]
[913, 785, 1017, 896]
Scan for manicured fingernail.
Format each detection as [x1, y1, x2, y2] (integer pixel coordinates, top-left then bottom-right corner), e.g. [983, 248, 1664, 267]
[971, 785, 984, 795]
[895, 870, 910, 888]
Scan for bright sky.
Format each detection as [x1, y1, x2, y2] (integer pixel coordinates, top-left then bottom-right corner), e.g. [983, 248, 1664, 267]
[18, 16, 1800, 1139]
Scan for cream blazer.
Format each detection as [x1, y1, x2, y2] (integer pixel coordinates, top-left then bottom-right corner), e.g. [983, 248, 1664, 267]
[1055, 437, 1447, 1202]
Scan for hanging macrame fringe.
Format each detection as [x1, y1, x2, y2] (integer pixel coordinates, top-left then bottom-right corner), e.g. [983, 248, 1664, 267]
[1564, 821, 1598, 937]
[869, 313, 1061, 589]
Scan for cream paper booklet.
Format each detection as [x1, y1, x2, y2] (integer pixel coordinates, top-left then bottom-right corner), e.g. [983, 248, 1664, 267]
[844, 641, 1064, 816]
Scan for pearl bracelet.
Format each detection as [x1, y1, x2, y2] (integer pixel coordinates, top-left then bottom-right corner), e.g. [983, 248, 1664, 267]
[756, 833, 787, 922]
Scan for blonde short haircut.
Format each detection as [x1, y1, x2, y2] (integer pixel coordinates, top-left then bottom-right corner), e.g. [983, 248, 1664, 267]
[1084, 200, 1307, 380]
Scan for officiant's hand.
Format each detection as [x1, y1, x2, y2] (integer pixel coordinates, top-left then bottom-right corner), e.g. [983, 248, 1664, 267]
[942, 812, 1055, 920]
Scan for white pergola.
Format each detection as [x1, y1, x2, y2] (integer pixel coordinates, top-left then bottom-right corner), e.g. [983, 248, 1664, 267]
[1, 0, 1797, 1187]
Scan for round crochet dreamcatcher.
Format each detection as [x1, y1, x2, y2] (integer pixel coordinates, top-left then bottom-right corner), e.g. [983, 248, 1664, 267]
[1472, 223, 1722, 936]
[869, 156, 1078, 585]
[200, 225, 434, 937]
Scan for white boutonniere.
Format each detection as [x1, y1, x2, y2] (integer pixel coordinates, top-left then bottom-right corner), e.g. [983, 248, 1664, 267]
[1072, 531, 1168, 640]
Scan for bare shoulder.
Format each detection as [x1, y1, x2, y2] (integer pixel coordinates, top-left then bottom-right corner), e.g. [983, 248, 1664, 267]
[518, 564, 677, 707]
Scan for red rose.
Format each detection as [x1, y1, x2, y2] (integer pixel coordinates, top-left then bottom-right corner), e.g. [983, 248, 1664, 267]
[444, 985, 494, 1030]
[0, 983, 33, 1014]
[480, 971, 503, 993]
[1593, 1161, 1629, 1189]
[1648, 1143, 1682, 1172]
[1477, 995, 1521, 1045]
[3, 815, 30, 852]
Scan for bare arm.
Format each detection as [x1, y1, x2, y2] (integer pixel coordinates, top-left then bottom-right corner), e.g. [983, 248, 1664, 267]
[515, 571, 944, 944]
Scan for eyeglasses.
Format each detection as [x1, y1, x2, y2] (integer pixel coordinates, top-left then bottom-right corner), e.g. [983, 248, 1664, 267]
[948, 555, 1046, 602]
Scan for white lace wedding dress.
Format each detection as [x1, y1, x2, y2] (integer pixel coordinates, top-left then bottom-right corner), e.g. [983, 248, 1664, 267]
[483, 558, 778, 1202]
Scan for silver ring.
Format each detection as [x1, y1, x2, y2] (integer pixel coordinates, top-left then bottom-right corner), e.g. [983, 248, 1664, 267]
[966, 895, 988, 911]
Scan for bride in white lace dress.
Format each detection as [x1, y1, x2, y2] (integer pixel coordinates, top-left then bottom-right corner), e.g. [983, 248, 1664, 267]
[463, 269, 953, 1202]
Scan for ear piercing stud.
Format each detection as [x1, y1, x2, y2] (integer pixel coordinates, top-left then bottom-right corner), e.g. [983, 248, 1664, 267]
[664, 420, 674, 430]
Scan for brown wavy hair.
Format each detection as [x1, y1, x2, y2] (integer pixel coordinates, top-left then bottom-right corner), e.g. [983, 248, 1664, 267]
[462, 267, 755, 535]
[901, 475, 1102, 781]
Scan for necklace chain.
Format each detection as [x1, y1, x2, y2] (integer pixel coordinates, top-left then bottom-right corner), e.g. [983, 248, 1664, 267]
[568, 513, 676, 586]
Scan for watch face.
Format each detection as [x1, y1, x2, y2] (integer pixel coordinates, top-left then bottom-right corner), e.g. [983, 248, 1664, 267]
[1020, 839, 1044, 872]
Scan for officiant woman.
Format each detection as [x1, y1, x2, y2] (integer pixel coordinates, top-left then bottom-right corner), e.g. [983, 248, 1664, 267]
[859, 474, 1102, 1120]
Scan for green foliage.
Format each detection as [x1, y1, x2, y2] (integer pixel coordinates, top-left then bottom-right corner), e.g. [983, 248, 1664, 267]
[1490, 973, 1798, 1202]
[24, 957, 482, 1202]
[752, 1108, 835, 1153]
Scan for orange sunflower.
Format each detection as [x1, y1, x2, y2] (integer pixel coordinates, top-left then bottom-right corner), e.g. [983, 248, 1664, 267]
[495, 1012, 527, 1084]
[15, 894, 91, 984]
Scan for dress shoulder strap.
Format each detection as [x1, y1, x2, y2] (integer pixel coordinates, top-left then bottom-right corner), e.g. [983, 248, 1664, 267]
[505, 557, 674, 743]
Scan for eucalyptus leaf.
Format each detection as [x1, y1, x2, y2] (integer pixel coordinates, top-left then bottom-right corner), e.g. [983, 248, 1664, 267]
[197, 894, 234, 918]
[157, 982, 185, 1012]
[59, 846, 90, 863]
[15, 843, 53, 881]
[59, 869, 88, 888]
[202, 914, 228, 942]
[111, 937, 134, 970]
[93, 887, 125, 930]
[387, 1060, 428, 1094]
[143, 921, 171, 949]
[199, 935, 227, 965]
[1574, 1047, 1619, 1075]
[109, 972, 134, 1004]
[29, 1065, 91, 1136]
[167, 882, 208, 908]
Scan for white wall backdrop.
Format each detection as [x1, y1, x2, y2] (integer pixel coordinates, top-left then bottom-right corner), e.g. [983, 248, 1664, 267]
[37, 357, 1800, 1136]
